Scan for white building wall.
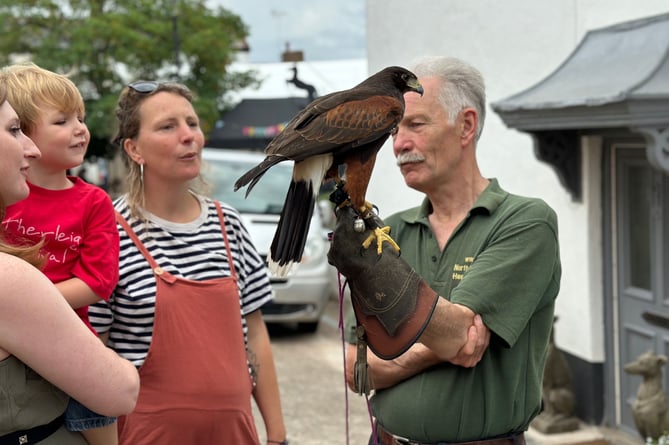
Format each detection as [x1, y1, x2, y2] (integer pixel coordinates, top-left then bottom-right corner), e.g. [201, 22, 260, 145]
[364, 0, 669, 363]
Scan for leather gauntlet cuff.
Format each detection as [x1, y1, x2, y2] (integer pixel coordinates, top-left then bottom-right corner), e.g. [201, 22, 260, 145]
[351, 274, 439, 359]
[328, 205, 439, 359]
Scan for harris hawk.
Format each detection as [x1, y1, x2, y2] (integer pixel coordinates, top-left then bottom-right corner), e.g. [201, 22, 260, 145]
[234, 66, 423, 277]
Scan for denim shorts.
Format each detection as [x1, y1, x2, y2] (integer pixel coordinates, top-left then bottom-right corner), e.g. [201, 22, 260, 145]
[65, 398, 117, 431]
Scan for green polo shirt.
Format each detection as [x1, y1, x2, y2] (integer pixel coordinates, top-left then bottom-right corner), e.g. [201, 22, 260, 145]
[345, 179, 561, 442]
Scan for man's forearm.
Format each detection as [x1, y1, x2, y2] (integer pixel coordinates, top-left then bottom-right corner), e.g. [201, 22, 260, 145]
[346, 343, 441, 391]
[418, 299, 475, 361]
[345, 303, 487, 391]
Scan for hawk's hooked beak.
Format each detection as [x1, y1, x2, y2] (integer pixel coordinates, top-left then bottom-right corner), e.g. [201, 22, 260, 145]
[408, 79, 424, 96]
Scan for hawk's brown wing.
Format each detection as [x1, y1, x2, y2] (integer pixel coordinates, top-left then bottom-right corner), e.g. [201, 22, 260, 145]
[233, 66, 423, 278]
[264, 95, 404, 159]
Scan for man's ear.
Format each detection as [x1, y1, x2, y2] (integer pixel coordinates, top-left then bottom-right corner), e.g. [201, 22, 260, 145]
[460, 108, 478, 146]
[124, 138, 143, 165]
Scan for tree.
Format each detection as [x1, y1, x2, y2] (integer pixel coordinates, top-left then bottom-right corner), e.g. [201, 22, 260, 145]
[0, 0, 260, 157]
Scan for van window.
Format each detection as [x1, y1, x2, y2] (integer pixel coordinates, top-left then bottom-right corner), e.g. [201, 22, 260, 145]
[205, 158, 292, 215]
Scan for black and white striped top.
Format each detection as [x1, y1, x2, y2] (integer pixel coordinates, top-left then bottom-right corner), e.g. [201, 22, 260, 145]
[89, 194, 273, 367]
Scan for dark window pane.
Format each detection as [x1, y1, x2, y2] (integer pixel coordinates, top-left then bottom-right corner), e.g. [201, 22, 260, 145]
[626, 164, 651, 290]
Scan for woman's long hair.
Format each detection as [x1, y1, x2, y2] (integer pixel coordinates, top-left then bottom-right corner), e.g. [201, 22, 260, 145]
[0, 84, 44, 268]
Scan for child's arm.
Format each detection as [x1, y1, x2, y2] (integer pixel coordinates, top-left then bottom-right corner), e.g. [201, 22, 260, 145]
[68, 188, 120, 308]
[55, 277, 103, 309]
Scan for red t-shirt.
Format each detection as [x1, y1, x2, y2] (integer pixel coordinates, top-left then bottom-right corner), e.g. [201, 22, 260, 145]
[3, 177, 119, 333]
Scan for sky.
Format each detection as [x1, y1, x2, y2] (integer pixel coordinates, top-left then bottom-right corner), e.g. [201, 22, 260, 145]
[207, 0, 367, 63]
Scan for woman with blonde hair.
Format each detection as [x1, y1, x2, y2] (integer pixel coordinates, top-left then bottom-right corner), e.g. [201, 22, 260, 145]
[89, 81, 287, 444]
[0, 81, 139, 444]
[1, 62, 121, 445]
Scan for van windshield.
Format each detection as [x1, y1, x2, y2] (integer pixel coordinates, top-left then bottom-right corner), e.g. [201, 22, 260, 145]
[204, 157, 292, 215]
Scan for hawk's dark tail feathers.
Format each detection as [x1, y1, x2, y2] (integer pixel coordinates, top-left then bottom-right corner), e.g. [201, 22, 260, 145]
[269, 179, 316, 277]
[234, 156, 283, 197]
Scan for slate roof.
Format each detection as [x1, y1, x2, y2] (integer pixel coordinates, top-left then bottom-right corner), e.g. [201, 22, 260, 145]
[492, 13, 669, 131]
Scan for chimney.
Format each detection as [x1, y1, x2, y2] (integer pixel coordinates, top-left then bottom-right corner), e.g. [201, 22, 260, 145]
[281, 42, 304, 62]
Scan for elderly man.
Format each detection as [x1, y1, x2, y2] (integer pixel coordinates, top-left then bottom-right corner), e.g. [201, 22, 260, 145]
[328, 56, 561, 445]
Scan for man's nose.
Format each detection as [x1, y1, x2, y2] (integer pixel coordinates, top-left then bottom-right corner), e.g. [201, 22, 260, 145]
[392, 128, 409, 157]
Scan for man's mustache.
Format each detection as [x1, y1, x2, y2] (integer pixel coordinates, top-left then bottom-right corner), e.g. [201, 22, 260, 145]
[396, 152, 426, 166]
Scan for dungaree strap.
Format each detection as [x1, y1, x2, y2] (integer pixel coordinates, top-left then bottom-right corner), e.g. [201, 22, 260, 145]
[114, 211, 161, 270]
[114, 201, 237, 281]
[213, 201, 237, 280]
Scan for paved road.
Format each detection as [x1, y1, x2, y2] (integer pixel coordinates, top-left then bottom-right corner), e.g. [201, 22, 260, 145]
[253, 297, 372, 445]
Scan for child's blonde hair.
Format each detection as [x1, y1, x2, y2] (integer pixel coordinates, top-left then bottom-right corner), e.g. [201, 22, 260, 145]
[0, 62, 85, 136]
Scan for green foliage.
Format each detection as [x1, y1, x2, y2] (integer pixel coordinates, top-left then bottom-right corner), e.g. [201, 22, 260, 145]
[0, 0, 260, 156]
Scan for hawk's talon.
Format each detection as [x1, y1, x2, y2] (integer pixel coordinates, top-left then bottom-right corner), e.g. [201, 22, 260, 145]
[362, 226, 400, 254]
[357, 201, 377, 219]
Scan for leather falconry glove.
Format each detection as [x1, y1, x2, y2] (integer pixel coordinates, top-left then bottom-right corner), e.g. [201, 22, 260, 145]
[328, 205, 439, 361]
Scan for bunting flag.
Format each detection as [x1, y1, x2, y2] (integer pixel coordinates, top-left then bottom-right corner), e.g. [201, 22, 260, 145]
[242, 123, 287, 138]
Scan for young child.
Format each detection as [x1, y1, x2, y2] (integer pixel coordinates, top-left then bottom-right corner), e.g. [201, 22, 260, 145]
[0, 62, 120, 445]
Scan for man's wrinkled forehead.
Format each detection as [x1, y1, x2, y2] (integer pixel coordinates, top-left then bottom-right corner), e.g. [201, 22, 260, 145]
[404, 76, 440, 111]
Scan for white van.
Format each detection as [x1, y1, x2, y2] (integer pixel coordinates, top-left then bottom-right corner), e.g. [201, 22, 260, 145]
[202, 148, 335, 333]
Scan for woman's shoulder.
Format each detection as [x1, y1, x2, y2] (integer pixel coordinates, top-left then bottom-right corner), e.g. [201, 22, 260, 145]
[112, 195, 130, 214]
[0, 251, 36, 275]
[201, 197, 244, 225]
[0, 253, 47, 301]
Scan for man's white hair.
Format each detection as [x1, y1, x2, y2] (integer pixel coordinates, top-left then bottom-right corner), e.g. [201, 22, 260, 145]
[410, 56, 486, 142]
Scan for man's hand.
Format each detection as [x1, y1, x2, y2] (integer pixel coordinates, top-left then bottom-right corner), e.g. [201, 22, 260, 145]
[449, 314, 490, 367]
